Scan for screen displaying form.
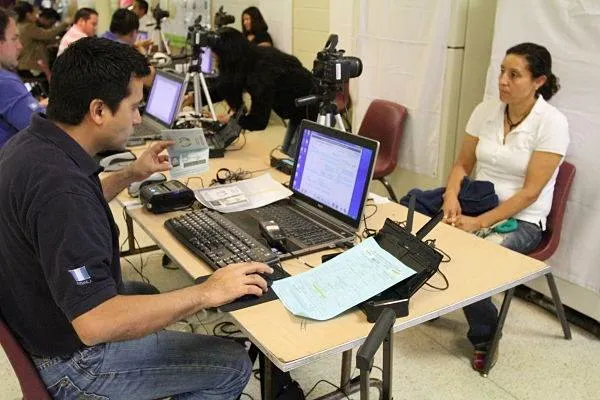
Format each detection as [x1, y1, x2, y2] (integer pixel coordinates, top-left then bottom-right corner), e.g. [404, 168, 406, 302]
[144, 73, 184, 126]
[291, 129, 374, 220]
[199, 47, 213, 74]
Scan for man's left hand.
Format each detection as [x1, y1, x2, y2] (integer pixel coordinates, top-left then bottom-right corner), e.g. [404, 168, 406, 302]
[130, 141, 174, 181]
[455, 215, 483, 233]
[217, 113, 231, 124]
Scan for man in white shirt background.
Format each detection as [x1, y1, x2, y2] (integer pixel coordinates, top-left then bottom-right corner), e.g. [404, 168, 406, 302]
[57, 7, 97, 55]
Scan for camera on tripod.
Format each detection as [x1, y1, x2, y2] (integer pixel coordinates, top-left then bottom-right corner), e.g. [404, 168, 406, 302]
[313, 34, 362, 84]
[152, 5, 170, 24]
[214, 6, 235, 28]
[187, 16, 219, 50]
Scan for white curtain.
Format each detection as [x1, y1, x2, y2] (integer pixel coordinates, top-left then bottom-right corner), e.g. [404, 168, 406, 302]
[331, 0, 452, 177]
[486, 0, 600, 294]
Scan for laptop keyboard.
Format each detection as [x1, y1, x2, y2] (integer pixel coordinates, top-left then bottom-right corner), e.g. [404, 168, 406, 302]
[165, 209, 288, 281]
[254, 204, 340, 246]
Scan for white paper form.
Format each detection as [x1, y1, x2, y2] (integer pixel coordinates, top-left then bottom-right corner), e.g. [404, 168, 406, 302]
[272, 237, 417, 320]
[194, 174, 293, 213]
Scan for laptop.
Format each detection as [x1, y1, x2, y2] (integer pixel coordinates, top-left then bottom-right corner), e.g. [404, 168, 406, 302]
[131, 70, 188, 139]
[224, 119, 380, 258]
[205, 108, 245, 158]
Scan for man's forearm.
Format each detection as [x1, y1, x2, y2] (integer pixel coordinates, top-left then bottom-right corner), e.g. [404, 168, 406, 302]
[101, 166, 136, 201]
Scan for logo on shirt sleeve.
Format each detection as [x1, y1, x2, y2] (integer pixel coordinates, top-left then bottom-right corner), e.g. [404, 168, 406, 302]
[68, 266, 92, 285]
[28, 101, 40, 111]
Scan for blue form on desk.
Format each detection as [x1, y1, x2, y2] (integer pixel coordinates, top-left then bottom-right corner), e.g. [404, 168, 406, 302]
[272, 237, 416, 320]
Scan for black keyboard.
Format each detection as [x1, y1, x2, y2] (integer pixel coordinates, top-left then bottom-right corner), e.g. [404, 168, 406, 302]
[165, 209, 289, 280]
[254, 204, 340, 246]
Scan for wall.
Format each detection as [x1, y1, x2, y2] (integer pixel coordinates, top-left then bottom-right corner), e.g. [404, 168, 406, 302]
[292, 0, 329, 69]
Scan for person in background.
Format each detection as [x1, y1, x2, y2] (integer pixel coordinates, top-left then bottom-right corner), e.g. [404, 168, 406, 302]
[241, 6, 272, 47]
[0, 7, 46, 148]
[57, 6, 97, 55]
[131, 0, 150, 31]
[37, 6, 61, 28]
[442, 42, 569, 371]
[0, 37, 268, 399]
[14, 1, 67, 75]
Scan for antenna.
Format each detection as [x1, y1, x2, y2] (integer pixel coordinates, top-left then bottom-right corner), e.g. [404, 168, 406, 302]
[415, 210, 444, 240]
[405, 194, 416, 234]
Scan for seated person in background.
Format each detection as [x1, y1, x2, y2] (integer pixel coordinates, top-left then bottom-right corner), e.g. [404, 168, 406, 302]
[207, 27, 317, 139]
[0, 8, 46, 148]
[37, 6, 61, 28]
[101, 8, 154, 85]
[442, 42, 569, 371]
[241, 6, 272, 47]
[0, 37, 270, 399]
[132, 0, 151, 31]
[14, 1, 68, 75]
[57, 7, 97, 55]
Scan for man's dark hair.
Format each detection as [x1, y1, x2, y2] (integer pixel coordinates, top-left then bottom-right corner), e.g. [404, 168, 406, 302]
[39, 7, 61, 22]
[73, 7, 97, 24]
[110, 8, 139, 36]
[13, 1, 33, 23]
[135, 0, 148, 15]
[47, 37, 150, 125]
[0, 7, 16, 41]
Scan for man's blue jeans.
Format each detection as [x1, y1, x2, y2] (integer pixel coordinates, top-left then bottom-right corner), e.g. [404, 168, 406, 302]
[463, 220, 542, 347]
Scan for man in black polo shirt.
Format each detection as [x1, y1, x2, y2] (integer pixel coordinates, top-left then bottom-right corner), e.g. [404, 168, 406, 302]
[0, 37, 272, 399]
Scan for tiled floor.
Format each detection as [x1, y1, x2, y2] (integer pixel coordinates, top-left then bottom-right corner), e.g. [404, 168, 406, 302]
[2, 122, 599, 399]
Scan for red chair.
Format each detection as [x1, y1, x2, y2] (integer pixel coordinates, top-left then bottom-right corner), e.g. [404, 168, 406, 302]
[358, 100, 407, 202]
[0, 314, 51, 399]
[527, 161, 575, 340]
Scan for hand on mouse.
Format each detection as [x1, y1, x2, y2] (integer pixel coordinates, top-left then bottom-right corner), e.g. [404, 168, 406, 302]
[198, 262, 274, 308]
[129, 140, 174, 181]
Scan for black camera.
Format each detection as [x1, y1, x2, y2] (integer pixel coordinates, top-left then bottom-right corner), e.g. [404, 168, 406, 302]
[313, 34, 362, 84]
[214, 6, 235, 28]
[187, 16, 219, 49]
[152, 5, 170, 22]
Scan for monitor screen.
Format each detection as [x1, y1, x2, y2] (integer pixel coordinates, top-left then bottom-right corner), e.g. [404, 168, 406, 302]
[199, 47, 213, 74]
[291, 122, 378, 224]
[137, 31, 148, 41]
[144, 72, 185, 126]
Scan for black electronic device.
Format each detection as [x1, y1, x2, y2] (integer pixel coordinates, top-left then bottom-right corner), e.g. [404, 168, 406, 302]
[140, 180, 196, 213]
[205, 108, 244, 158]
[259, 220, 286, 248]
[360, 197, 444, 322]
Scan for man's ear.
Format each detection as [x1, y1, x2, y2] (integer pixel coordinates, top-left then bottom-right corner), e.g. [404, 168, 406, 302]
[89, 99, 105, 125]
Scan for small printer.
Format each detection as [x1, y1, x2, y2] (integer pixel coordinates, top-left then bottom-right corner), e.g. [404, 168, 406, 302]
[140, 180, 196, 213]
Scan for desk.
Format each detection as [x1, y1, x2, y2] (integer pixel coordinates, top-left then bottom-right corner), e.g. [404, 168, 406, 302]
[115, 131, 552, 398]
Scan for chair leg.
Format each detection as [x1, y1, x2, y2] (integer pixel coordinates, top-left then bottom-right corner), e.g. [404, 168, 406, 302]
[377, 177, 399, 203]
[545, 273, 572, 340]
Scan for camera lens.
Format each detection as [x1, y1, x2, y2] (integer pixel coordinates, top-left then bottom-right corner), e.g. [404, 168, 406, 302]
[341, 56, 362, 80]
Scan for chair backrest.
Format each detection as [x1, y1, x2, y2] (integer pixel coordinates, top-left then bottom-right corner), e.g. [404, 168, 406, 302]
[357, 99, 407, 177]
[529, 161, 576, 261]
[0, 313, 51, 399]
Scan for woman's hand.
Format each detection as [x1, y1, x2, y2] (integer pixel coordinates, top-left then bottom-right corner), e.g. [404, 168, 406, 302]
[442, 191, 462, 226]
[455, 215, 483, 233]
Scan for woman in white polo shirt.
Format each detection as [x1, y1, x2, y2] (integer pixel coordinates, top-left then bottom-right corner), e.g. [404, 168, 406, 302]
[442, 42, 569, 371]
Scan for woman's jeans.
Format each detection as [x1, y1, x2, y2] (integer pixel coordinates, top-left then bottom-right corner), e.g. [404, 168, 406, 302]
[31, 281, 252, 399]
[463, 220, 542, 348]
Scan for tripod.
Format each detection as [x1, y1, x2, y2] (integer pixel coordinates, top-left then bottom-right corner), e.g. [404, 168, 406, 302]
[296, 84, 347, 131]
[186, 46, 217, 121]
[151, 18, 171, 55]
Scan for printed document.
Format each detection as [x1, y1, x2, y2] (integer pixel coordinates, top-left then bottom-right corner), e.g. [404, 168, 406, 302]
[194, 174, 292, 213]
[272, 237, 416, 320]
[161, 128, 210, 179]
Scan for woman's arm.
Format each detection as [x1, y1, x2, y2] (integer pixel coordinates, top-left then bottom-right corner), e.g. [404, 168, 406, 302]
[442, 134, 478, 223]
[457, 151, 563, 232]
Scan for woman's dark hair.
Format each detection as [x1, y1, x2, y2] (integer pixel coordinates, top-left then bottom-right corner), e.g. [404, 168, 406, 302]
[506, 42, 560, 100]
[47, 37, 150, 125]
[13, 1, 33, 23]
[39, 7, 60, 22]
[0, 7, 16, 41]
[241, 6, 268, 35]
[110, 8, 139, 36]
[134, 0, 149, 14]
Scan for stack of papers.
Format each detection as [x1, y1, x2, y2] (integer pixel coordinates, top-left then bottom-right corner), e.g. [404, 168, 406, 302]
[161, 128, 210, 179]
[194, 174, 293, 213]
[272, 237, 417, 320]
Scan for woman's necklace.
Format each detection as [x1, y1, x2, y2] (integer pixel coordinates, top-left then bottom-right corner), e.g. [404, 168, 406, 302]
[505, 105, 531, 131]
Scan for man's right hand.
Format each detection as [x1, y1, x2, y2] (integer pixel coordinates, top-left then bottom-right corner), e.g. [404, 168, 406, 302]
[198, 262, 274, 308]
[442, 191, 462, 226]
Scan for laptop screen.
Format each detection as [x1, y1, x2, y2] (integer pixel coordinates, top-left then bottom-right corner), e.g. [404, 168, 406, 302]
[145, 72, 186, 127]
[290, 120, 379, 228]
[199, 47, 213, 74]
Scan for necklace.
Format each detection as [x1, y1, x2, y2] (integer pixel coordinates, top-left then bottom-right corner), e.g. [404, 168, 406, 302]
[505, 105, 531, 131]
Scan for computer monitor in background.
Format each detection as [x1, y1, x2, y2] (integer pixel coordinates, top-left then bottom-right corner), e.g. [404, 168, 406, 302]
[281, 121, 302, 159]
[199, 47, 213, 75]
[144, 71, 187, 128]
[137, 31, 149, 41]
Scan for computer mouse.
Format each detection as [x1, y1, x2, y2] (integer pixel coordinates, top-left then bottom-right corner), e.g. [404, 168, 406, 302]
[99, 151, 137, 171]
[128, 172, 167, 197]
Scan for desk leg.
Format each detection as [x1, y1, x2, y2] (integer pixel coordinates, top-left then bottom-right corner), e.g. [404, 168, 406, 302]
[120, 209, 159, 257]
[482, 287, 515, 377]
[263, 357, 274, 400]
[340, 350, 352, 391]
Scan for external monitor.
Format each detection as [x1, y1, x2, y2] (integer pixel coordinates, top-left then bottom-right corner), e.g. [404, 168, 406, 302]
[199, 47, 213, 75]
[144, 71, 187, 127]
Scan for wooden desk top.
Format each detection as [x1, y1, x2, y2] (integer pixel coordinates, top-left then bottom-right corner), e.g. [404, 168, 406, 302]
[115, 129, 550, 372]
